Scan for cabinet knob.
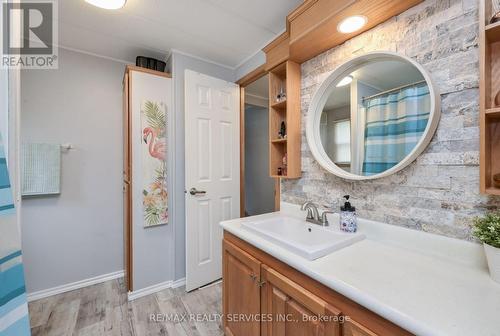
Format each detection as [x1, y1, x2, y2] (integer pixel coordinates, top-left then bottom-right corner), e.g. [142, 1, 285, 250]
[249, 274, 257, 281]
[257, 280, 266, 288]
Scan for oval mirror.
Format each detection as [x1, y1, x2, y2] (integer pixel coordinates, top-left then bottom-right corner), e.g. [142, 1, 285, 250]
[306, 52, 440, 180]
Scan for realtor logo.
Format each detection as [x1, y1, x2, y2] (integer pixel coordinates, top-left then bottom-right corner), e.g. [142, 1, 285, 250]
[1, 0, 58, 69]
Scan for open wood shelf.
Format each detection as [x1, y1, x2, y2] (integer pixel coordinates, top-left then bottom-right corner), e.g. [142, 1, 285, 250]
[486, 21, 500, 42]
[486, 187, 500, 196]
[486, 107, 500, 117]
[271, 99, 287, 109]
[268, 61, 301, 179]
[480, 0, 500, 194]
[486, 106, 500, 114]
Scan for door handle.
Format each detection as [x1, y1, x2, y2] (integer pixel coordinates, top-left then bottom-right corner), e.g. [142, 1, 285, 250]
[189, 188, 207, 196]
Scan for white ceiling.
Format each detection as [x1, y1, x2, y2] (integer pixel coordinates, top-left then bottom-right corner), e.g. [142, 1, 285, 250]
[57, 0, 302, 67]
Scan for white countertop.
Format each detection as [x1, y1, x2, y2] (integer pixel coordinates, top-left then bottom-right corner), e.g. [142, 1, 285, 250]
[220, 202, 500, 336]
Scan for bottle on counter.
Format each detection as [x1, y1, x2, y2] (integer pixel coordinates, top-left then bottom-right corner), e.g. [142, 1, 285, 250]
[339, 195, 357, 233]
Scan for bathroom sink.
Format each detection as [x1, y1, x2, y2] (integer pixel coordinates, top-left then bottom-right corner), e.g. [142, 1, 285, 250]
[241, 216, 365, 260]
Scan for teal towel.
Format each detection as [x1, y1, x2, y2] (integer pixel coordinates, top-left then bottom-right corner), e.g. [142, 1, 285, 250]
[21, 143, 61, 196]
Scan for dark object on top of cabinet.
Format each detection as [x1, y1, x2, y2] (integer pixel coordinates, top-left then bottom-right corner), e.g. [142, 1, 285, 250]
[136, 56, 166, 72]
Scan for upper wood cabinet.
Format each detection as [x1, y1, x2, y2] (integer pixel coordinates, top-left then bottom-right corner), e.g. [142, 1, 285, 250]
[261, 265, 342, 336]
[268, 61, 301, 179]
[263, 32, 290, 72]
[263, 0, 423, 66]
[223, 240, 261, 336]
[261, 0, 424, 180]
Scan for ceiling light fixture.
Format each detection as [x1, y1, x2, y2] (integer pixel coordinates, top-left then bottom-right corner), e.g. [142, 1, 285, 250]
[337, 15, 367, 34]
[85, 0, 127, 10]
[336, 75, 353, 87]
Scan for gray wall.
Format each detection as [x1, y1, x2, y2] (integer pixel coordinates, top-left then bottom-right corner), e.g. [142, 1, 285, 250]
[235, 51, 266, 81]
[282, 0, 500, 241]
[244, 105, 275, 216]
[20, 48, 125, 292]
[169, 51, 235, 281]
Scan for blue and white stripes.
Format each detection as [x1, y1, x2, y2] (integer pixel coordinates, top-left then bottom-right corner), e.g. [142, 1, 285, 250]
[362, 83, 430, 175]
[0, 132, 31, 336]
[0, 144, 14, 214]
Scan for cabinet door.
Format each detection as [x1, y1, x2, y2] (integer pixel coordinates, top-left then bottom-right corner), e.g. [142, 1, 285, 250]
[223, 240, 261, 336]
[261, 265, 341, 336]
[343, 320, 379, 336]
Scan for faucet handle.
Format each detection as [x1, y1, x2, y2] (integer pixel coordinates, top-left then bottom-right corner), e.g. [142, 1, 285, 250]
[320, 210, 336, 226]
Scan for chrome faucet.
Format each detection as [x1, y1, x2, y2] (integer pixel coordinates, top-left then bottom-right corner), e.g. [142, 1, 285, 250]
[301, 201, 332, 226]
[300, 201, 335, 226]
[301, 201, 320, 224]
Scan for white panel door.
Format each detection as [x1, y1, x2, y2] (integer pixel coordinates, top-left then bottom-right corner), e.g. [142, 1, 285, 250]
[185, 70, 240, 291]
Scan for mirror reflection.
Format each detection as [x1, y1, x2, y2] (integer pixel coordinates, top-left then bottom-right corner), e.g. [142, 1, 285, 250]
[319, 59, 431, 176]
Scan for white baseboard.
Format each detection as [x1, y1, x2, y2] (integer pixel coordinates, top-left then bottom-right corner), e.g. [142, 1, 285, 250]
[127, 281, 172, 301]
[27, 270, 124, 302]
[172, 277, 186, 289]
[127, 277, 186, 301]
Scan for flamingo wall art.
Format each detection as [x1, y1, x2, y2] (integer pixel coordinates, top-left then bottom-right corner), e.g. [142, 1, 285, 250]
[141, 100, 168, 227]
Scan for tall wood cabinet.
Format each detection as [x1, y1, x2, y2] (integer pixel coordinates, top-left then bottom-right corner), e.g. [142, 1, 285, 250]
[223, 232, 413, 336]
[123, 65, 172, 292]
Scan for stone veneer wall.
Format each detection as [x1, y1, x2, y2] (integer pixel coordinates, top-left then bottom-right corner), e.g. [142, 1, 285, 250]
[281, 0, 500, 240]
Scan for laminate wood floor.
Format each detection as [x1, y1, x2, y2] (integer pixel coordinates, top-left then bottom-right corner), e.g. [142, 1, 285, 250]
[28, 279, 224, 336]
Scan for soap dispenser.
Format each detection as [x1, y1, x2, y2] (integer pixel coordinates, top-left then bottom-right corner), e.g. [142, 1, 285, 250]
[340, 195, 357, 233]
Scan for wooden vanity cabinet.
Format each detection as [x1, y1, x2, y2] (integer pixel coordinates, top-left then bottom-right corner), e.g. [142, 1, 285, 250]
[223, 232, 413, 336]
[223, 240, 341, 336]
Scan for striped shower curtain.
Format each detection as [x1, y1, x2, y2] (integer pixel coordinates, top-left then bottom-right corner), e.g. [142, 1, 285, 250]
[0, 132, 31, 336]
[362, 83, 430, 175]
